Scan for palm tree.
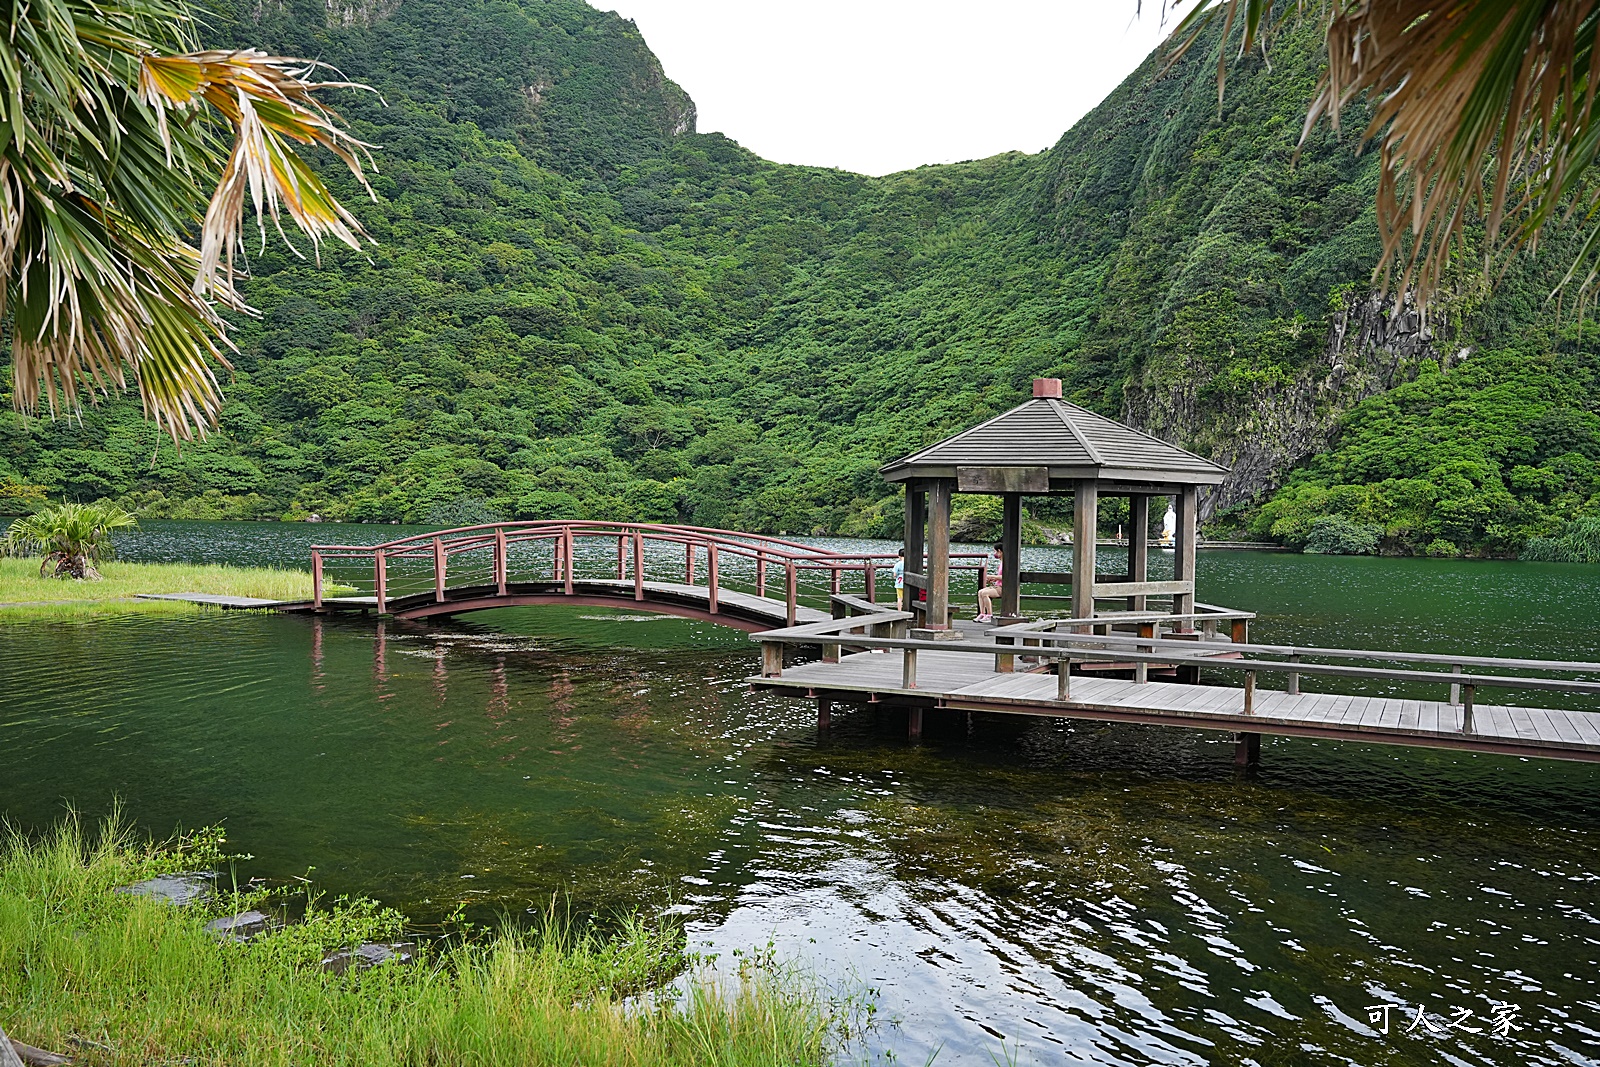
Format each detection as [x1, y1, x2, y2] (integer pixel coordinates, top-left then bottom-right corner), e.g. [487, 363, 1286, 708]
[3, 0, 374, 441]
[4, 501, 139, 579]
[1158, 0, 1600, 305]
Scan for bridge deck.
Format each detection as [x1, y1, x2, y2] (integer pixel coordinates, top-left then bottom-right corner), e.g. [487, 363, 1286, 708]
[752, 649, 1600, 762]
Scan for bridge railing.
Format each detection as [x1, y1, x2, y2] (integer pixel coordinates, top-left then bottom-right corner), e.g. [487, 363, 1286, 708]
[309, 520, 992, 624]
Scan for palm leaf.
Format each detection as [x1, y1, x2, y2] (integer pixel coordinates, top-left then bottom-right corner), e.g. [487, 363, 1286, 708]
[1159, 0, 1600, 305]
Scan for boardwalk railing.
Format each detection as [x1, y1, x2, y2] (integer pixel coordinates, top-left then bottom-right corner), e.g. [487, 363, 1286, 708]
[753, 607, 1600, 731]
[310, 521, 990, 624]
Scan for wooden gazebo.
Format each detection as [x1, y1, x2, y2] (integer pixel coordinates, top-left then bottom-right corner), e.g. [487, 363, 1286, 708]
[880, 378, 1229, 630]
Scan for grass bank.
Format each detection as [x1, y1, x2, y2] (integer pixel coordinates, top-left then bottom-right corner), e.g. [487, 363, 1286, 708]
[0, 558, 341, 618]
[0, 817, 845, 1066]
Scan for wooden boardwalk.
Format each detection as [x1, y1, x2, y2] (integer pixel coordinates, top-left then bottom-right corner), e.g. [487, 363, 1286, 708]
[752, 648, 1600, 762]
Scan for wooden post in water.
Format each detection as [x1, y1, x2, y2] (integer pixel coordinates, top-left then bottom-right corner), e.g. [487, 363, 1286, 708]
[495, 528, 508, 595]
[633, 530, 645, 601]
[907, 707, 923, 740]
[817, 698, 831, 732]
[311, 550, 323, 608]
[1128, 495, 1149, 612]
[1072, 480, 1099, 623]
[433, 537, 446, 602]
[708, 544, 720, 613]
[1233, 732, 1261, 770]
[926, 478, 952, 629]
[374, 550, 387, 615]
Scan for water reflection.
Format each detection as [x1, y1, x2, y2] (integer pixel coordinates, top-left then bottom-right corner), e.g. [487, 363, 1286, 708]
[0, 585, 1597, 1063]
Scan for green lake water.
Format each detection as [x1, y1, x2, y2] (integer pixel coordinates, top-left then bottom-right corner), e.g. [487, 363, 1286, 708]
[2, 520, 1598, 1065]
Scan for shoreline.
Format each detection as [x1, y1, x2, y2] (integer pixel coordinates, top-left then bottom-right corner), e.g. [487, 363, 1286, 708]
[0, 559, 336, 619]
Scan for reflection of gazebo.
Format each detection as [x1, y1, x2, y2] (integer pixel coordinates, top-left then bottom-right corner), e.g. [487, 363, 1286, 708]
[880, 378, 1229, 629]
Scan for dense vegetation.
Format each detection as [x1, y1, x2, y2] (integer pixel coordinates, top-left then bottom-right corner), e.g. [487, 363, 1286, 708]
[0, 816, 841, 1065]
[0, 0, 1596, 557]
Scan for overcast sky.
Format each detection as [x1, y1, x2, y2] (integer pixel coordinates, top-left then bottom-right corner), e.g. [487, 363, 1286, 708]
[603, 1, 1177, 176]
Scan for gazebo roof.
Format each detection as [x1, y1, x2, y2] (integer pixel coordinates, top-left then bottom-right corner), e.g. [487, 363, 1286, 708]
[880, 389, 1228, 488]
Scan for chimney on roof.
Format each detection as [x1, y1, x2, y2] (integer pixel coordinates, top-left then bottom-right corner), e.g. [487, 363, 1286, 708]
[1032, 378, 1062, 398]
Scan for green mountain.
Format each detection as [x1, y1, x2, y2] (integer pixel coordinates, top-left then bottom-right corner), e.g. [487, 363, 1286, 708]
[2, 0, 1597, 558]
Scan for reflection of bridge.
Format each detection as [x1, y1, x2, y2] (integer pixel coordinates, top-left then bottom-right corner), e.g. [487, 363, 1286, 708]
[291, 521, 987, 632]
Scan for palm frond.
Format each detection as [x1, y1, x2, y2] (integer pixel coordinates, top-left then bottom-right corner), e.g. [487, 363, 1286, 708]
[1161, 0, 1600, 305]
[0, 0, 377, 441]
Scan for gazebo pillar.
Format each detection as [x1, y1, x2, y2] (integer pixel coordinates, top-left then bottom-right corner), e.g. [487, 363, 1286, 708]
[1072, 480, 1098, 621]
[903, 480, 926, 617]
[1128, 495, 1149, 611]
[925, 478, 953, 628]
[999, 492, 1023, 620]
[1174, 485, 1198, 623]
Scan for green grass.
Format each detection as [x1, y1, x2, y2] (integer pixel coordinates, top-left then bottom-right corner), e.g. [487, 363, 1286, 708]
[0, 816, 848, 1066]
[0, 558, 351, 617]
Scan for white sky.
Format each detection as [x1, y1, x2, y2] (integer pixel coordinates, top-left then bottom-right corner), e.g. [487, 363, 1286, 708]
[603, 1, 1177, 176]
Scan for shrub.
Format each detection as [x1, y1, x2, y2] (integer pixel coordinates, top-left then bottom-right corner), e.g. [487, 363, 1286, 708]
[1302, 515, 1381, 555]
[1424, 539, 1460, 558]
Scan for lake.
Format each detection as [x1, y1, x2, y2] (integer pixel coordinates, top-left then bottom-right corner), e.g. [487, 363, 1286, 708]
[2, 519, 1597, 1065]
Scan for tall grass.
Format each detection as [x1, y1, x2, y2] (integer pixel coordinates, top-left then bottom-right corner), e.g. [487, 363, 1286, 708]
[0, 816, 844, 1066]
[0, 558, 348, 616]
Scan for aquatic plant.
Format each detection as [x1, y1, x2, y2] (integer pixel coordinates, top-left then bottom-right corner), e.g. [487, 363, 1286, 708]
[3, 501, 137, 579]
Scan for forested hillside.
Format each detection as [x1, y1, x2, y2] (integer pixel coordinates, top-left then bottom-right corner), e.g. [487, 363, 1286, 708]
[2, 0, 1597, 557]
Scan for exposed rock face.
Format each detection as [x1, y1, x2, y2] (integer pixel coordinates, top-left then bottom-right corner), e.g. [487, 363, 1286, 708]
[205, 909, 274, 942]
[1128, 291, 1446, 518]
[324, 0, 401, 27]
[320, 941, 416, 973]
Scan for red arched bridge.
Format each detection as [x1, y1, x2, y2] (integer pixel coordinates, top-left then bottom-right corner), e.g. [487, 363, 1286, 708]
[295, 521, 989, 631]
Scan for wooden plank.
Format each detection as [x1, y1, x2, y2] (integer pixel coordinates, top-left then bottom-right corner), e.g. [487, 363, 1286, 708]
[1091, 580, 1194, 599]
[1564, 710, 1600, 745]
[1526, 706, 1581, 745]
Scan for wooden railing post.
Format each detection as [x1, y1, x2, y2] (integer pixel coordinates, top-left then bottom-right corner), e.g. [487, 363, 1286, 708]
[617, 535, 626, 580]
[830, 566, 841, 594]
[1461, 684, 1475, 733]
[633, 530, 645, 601]
[496, 528, 508, 595]
[433, 537, 447, 602]
[708, 544, 720, 613]
[1243, 671, 1256, 714]
[864, 563, 876, 603]
[685, 542, 696, 585]
[1450, 663, 1462, 705]
[756, 554, 767, 598]
[564, 528, 575, 595]
[761, 640, 784, 678]
[902, 647, 918, 689]
[1135, 622, 1152, 684]
[786, 561, 797, 626]
[1286, 652, 1300, 695]
[311, 550, 323, 608]
[374, 550, 387, 615]
[1057, 655, 1071, 700]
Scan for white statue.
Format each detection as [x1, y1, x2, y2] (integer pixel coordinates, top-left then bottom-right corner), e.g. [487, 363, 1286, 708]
[1161, 504, 1177, 546]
